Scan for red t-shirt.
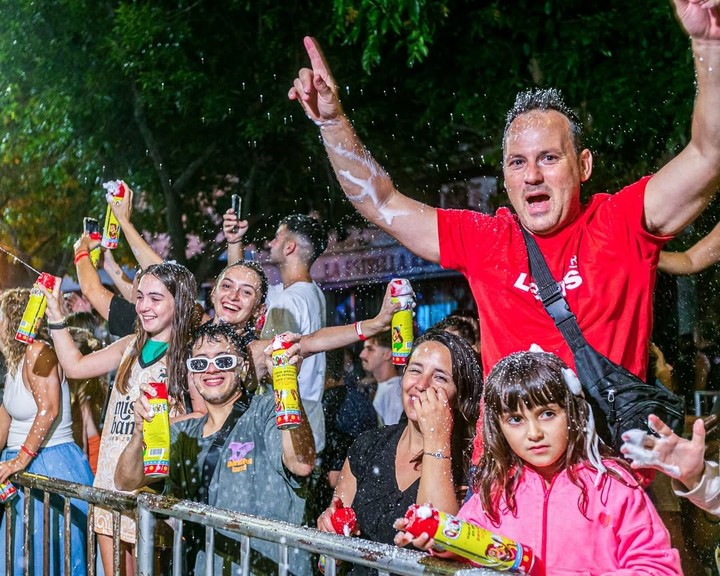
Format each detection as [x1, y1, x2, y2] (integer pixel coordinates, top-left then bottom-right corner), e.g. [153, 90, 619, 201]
[438, 176, 671, 379]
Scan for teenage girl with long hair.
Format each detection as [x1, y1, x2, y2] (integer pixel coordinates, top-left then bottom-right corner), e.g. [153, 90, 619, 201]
[41, 262, 203, 576]
[396, 350, 681, 574]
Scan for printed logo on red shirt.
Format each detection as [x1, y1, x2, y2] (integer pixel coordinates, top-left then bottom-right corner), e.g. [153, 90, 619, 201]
[513, 256, 583, 299]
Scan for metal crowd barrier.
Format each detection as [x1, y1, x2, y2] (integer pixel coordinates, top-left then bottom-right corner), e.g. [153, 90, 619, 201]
[4, 472, 135, 576]
[5, 472, 496, 576]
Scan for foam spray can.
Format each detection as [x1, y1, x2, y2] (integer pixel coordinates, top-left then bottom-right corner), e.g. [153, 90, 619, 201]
[16, 273, 56, 344]
[318, 501, 358, 573]
[89, 232, 102, 268]
[404, 504, 535, 574]
[142, 382, 170, 478]
[0, 482, 18, 504]
[271, 335, 301, 430]
[101, 180, 126, 249]
[390, 278, 414, 365]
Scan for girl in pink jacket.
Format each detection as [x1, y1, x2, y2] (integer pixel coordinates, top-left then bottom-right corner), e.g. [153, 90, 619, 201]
[397, 350, 681, 575]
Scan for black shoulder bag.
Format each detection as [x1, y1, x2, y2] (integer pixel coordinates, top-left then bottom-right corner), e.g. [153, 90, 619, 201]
[521, 227, 685, 451]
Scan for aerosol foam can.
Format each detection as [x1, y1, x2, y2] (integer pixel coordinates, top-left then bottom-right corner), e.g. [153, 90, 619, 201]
[390, 278, 414, 365]
[101, 180, 126, 249]
[16, 273, 56, 344]
[318, 502, 358, 573]
[0, 482, 18, 503]
[404, 504, 535, 574]
[89, 232, 102, 268]
[142, 382, 170, 478]
[271, 335, 301, 430]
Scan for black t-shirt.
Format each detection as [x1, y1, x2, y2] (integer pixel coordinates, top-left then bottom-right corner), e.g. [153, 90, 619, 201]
[108, 295, 137, 338]
[348, 424, 418, 546]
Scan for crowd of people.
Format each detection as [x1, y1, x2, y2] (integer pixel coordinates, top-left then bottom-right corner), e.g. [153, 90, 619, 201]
[0, 0, 719, 575]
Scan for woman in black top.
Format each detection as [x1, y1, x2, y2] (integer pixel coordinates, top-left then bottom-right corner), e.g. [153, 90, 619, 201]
[317, 329, 481, 549]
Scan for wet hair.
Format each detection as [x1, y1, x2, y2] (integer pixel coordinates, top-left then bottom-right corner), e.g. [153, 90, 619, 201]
[406, 329, 483, 480]
[503, 88, 583, 156]
[67, 327, 107, 449]
[433, 316, 479, 349]
[280, 214, 328, 264]
[216, 259, 269, 305]
[190, 321, 249, 390]
[212, 259, 268, 345]
[0, 288, 49, 373]
[475, 351, 629, 523]
[115, 262, 199, 411]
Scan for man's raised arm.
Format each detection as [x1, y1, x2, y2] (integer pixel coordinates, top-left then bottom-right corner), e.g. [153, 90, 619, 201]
[645, 0, 720, 236]
[289, 37, 440, 263]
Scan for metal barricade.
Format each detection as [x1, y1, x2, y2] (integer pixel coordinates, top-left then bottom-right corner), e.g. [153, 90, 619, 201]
[136, 493, 495, 576]
[4, 473, 498, 576]
[3, 472, 136, 576]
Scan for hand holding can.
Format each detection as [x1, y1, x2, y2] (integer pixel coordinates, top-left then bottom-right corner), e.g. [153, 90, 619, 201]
[271, 335, 302, 430]
[403, 504, 535, 574]
[16, 273, 56, 344]
[390, 278, 414, 365]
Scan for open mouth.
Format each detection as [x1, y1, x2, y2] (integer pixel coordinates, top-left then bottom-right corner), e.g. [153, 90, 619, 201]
[526, 193, 550, 204]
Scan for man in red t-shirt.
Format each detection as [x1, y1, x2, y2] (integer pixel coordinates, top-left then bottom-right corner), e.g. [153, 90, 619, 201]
[288, 1, 720, 387]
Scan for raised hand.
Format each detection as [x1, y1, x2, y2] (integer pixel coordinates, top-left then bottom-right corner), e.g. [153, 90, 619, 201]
[222, 209, 249, 245]
[288, 37, 344, 125]
[672, 0, 720, 40]
[108, 183, 134, 225]
[621, 413, 707, 490]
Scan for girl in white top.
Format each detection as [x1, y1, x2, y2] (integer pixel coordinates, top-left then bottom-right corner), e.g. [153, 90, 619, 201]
[0, 288, 94, 576]
[42, 262, 204, 576]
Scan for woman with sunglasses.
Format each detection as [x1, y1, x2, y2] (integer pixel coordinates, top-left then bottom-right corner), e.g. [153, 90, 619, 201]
[41, 262, 203, 576]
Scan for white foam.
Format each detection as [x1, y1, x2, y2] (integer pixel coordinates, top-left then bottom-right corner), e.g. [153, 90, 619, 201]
[621, 429, 682, 478]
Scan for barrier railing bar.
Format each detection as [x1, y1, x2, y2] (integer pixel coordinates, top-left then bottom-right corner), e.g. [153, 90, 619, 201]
[172, 519, 183, 576]
[87, 504, 96, 576]
[64, 496, 71, 575]
[5, 499, 12, 576]
[136, 502, 155, 576]
[136, 493, 495, 576]
[240, 535, 251, 575]
[205, 525, 214, 576]
[43, 491, 50, 576]
[22, 486, 30, 576]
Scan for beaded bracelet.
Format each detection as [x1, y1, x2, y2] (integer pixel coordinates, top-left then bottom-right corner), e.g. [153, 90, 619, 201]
[20, 444, 38, 458]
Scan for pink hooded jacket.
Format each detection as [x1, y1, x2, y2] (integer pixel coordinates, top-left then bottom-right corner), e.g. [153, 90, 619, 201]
[458, 463, 681, 575]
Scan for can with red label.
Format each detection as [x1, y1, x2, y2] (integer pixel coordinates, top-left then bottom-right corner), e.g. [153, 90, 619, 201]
[142, 382, 170, 478]
[16, 273, 56, 344]
[101, 180, 126, 249]
[0, 482, 18, 504]
[318, 502, 358, 573]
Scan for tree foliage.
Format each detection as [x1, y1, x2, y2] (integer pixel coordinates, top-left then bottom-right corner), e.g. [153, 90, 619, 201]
[0, 0, 709, 286]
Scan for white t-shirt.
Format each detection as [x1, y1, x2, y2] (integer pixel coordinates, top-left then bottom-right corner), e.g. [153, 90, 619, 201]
[373, 375, 403, 426]
[262, 281, 327, 450]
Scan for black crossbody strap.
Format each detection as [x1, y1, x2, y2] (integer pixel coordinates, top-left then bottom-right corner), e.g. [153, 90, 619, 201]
[198, 395, 251, 504]
[520, 226, 586, 352]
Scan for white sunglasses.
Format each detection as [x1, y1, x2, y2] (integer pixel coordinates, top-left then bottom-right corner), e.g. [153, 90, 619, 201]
[186, 354, 239, 373]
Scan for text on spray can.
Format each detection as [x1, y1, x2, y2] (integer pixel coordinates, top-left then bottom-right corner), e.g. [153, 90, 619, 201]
[404, 504, 535, 574]
[142, 382, 170, 478]
[16, 273, 56, 344]
[89, 232, 102, 267]
[390, 278, 414, 365]
[101, 180, 126, 249]
[0, 482, 18, 504]
[271, 336, 301, 430]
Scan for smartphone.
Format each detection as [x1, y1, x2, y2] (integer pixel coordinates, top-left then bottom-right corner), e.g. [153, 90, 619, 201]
[231, 194, 242, 219]
[83, 217, 100, 235]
